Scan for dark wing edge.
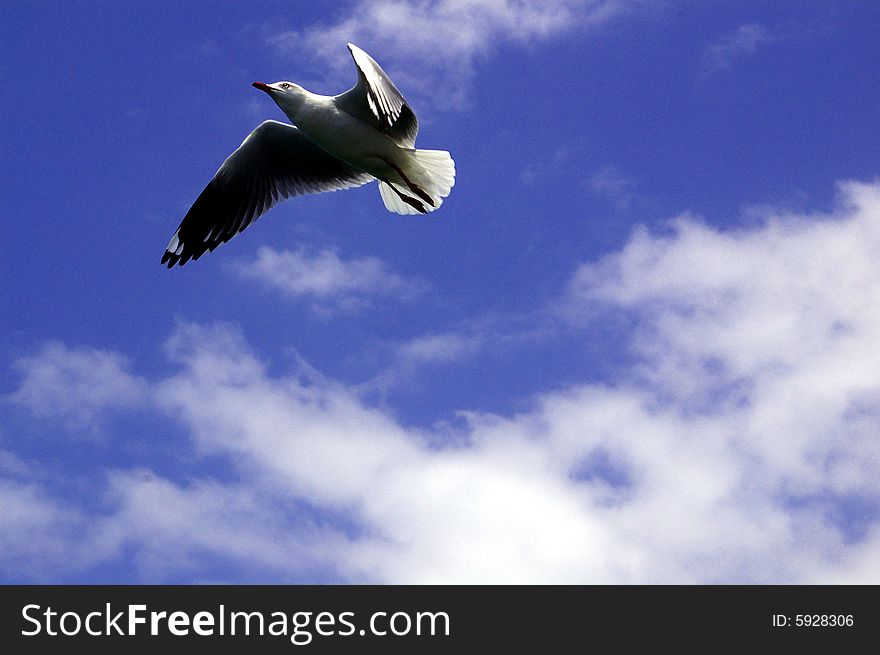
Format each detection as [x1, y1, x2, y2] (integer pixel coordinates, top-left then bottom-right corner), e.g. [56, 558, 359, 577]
[333, 43, 419, 148]
[162, 120, 373, 268]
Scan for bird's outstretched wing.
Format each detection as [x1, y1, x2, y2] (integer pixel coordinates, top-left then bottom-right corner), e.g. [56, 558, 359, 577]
[162, 120, 373, 267]
[334, 43, 419, 148]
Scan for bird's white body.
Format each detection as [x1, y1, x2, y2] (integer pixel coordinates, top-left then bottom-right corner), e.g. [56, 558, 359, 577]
[162, 43, 455, 267]
[282, 90, 411, 187]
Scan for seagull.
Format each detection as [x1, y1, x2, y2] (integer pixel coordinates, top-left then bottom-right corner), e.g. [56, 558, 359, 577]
[162, 43, 455, 267]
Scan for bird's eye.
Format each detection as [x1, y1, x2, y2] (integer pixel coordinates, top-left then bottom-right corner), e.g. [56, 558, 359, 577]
[281, 83, 291, 90]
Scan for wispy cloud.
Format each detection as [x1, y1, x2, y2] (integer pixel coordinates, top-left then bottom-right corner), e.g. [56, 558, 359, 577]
[361, 329, 486, 393]
[701, 23, 771, 73]
[397, 332, 484, 365]
[0, 474, 117, 581]
[5, 342, 148, 433]
[235, 246, 427, 314]
[586, 164, 639, 210]
[5, 180, 880, 583]
[271, 0, 634, 109]
[521, 146, 571, 186]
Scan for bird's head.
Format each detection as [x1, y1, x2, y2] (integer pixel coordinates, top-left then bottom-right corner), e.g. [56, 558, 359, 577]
[252, 81, 306, 116]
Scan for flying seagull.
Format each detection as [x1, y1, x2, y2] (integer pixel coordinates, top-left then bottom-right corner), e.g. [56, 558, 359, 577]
[162, 43, 455, 267]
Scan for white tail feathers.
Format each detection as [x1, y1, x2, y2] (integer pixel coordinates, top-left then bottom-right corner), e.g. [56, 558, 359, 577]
[378, 149, 455, 215]
[411, 149, 456, 199]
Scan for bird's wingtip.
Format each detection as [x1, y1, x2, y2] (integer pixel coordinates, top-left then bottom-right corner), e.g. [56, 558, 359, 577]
[161, 250, 177, 268]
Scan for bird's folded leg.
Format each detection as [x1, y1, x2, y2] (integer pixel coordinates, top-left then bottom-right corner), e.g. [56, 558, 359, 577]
[384, 159, 436, 207]
[382, 178, 427, 213]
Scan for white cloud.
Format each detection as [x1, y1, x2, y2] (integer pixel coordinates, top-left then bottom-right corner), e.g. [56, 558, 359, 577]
[235, 246, 426, 313]
[6, 342, 148, 433]
[97, 470, 349, 582]
[701, 23, 771, 72]
[5, 180, 880, 583]
[565, 180, 880, 501]
[0, 475, 116, 581]
[272, 0, 634, 108]
[0, 459, 347, 582]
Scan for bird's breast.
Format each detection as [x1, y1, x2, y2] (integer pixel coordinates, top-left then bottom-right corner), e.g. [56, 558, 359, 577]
[291, 104, 398, 176]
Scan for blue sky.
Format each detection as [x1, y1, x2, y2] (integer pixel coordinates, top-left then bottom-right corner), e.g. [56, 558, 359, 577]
[2, 0, 880, 583]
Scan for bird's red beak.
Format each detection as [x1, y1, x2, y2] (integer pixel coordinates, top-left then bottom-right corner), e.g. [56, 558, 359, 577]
[252, 82, 272, 93]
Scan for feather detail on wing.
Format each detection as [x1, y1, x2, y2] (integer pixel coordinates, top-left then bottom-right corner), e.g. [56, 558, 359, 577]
[334, 43, 419, 148]
[162, 120, 373, 267]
